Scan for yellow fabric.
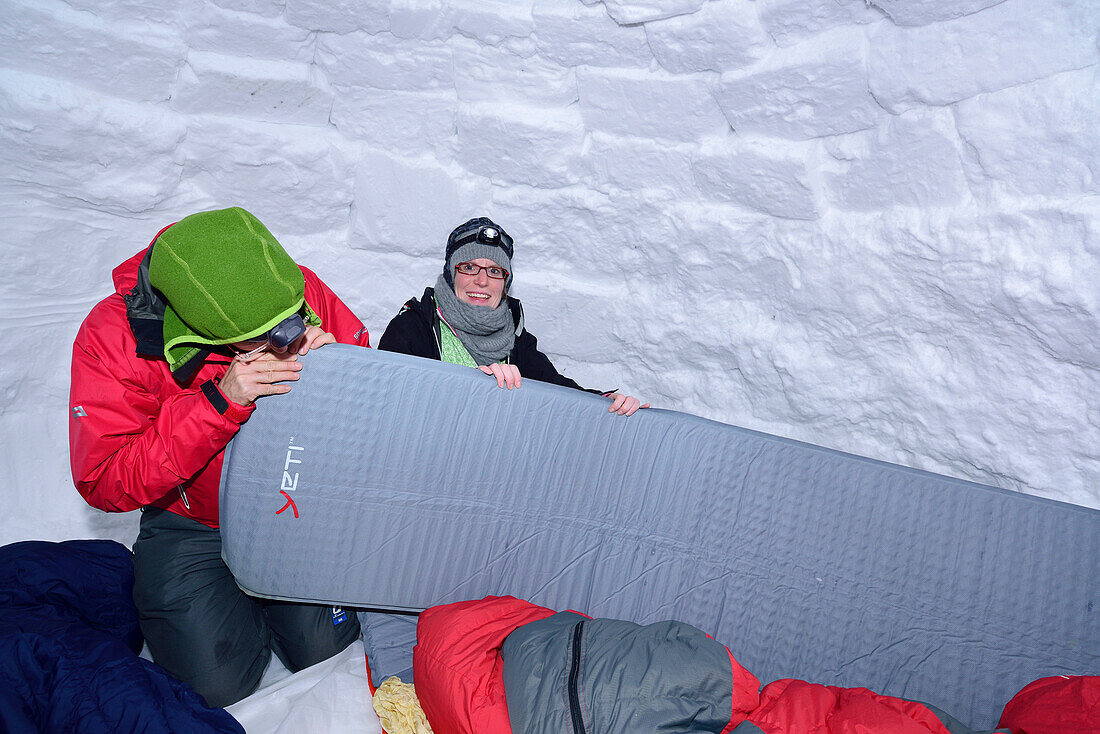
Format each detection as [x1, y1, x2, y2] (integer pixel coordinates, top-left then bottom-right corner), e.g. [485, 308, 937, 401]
[372, 677, 434, 734]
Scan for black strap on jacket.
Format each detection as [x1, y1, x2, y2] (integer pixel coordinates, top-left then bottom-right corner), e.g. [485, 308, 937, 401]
[200, 379, 229, 415]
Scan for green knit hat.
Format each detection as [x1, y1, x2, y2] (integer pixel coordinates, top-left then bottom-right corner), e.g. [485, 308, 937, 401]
[149, 207, 320, 374]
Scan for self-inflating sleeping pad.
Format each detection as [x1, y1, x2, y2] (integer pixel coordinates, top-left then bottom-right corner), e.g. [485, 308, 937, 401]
[219, 345, 1099, 729]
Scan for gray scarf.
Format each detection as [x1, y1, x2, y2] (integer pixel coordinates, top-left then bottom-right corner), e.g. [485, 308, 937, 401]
[433, 274, 516, 365]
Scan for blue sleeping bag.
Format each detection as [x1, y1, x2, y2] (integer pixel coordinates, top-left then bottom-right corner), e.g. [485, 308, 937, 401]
[0, 539, 242, 734]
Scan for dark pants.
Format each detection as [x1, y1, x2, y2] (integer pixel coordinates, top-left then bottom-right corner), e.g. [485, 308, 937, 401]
[132, 508, 360, 708]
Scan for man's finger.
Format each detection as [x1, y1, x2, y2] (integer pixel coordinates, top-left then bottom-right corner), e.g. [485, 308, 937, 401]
[254, 382, 293, 398]
[253, 367, 302, 385]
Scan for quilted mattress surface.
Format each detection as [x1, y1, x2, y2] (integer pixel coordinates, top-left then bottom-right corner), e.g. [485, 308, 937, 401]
[220, 344, 1099, 728]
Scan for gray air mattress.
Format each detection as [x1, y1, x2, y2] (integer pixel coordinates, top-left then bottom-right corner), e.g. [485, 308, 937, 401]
[220, 344, 1098, 729]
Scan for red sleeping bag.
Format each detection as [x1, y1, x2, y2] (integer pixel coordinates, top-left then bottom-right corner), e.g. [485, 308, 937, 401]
[408, 595, 1097, 734]
[998, 675, 1099, 734]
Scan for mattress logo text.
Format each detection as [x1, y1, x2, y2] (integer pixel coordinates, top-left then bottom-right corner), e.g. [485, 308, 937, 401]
[276, 438, 303, 519]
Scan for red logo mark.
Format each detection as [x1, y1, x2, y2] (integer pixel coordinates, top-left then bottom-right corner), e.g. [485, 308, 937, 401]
[276, 490, 299, 518]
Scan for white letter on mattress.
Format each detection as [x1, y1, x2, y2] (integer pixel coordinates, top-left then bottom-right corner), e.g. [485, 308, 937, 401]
[282, 442, 304, 492]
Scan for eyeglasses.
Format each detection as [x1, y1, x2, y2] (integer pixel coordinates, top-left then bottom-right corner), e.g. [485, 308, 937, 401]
[232, 342, 270, 363]
[455, 262, 509, 280]
[231, 313, 307, 362]
[451, 224, 514, 256]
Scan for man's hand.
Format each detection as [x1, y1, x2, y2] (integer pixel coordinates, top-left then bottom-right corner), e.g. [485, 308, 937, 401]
[220, 327, 335, 406]
[294, 325, 336, 355]
[478, 363, 522, 389]
[607, 392, 649, 416]
[219, 351, 303, 406]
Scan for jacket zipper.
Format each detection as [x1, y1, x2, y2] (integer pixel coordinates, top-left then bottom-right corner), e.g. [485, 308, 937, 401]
[568, 620, 587, 734]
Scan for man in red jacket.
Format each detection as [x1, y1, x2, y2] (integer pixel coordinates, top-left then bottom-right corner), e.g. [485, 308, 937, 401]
[69, 207, 370, 707]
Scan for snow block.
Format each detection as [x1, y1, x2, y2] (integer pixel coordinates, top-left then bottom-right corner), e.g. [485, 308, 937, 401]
[532, 0, 653, 68]
[954, 68, 1100, 198]
[757, 0, 879, 47]
[457, 103, 585, 188]
[599, 0, 705, 25]
[822, 109, 967, 210]
[316, 32, 454, 92]
[712, 34, 883, 140]
[178, 119, 355, 234]
[582, 132, 696, 194]
[870, 0, 1005, 27]
[692, 144, 819, 220]
[577, 68, 729, 142]
[171, 51, 333, 125]
[447, 0, 536, 45]
[454, 42, 578, 107]
[220, 344, 1100, 731]
[388, 0, 454, 41]
[868, 0, 1098, 111]
[944, 209, 1100, 367]
[181, 0, 314, 62]
[285, 0, 390, 34]
[331, 87, 456, 155]
[487, 186, 621, 273]
[0, 70, 185, 213]
[207, 0, 282, 18]
[645, 0, 769, 74]
[65, 0, 185, 24]
[0, 0, 184, 103]
[487, 186, 686, 287]
[351, 151, 491, 256]
[389, 0, 536, 44]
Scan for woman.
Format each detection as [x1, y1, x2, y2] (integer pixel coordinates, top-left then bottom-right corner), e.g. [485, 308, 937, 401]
[378, 217, 647, 415]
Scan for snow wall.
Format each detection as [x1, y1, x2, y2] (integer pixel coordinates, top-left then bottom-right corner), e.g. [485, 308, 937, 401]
[1, 0, 1097, 548]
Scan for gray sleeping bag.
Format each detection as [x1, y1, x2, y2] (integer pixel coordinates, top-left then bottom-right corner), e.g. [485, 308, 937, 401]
[502, 613, 747, 734]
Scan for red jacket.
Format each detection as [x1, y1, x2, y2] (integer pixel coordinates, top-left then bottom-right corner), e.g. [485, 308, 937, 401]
[69, 242, 369, 529]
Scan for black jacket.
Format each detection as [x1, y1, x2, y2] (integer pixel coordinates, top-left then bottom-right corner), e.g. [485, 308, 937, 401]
[377, 287, 602, 394]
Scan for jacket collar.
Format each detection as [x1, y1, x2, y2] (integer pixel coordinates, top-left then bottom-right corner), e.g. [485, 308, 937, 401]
[120, 239, 209, 383]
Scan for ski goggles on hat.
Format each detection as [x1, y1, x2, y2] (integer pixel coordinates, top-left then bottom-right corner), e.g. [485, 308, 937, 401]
[233, 313, 307, 362]
[450, 224, 514, 257]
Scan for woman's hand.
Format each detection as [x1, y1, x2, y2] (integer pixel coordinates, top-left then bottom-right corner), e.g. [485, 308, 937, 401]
[479, 363, 522, 389]
[607, 392, 649, 416]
